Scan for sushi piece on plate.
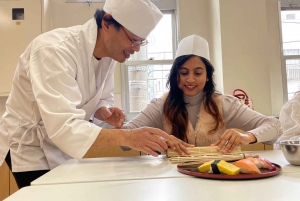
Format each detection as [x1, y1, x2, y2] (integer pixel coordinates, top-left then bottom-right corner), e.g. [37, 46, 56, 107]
[246, 157, 276, 171]
[198, 160, 214, 173]
[234, 159, 261, 174]
[198, 160, 240, 175]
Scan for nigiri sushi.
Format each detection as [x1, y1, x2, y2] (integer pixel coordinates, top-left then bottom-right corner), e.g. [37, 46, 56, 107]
[234, 159, 261, 174]
[246, 157, 276, 171]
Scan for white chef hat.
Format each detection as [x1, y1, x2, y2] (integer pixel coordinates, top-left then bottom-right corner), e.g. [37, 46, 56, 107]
[175, 34, 210, 61]
[103, 0, 163, 39]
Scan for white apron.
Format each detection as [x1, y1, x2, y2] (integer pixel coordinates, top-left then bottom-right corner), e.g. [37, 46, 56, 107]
[0, 18, 116, 172]
[42, 69, 110, 169]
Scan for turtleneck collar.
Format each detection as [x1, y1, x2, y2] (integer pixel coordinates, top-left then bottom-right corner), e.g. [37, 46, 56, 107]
[184, 91, 203, 106]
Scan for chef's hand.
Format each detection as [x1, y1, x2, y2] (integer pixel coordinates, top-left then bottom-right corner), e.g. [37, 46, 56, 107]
[211, 129, 257, 154]
[122, 127, 169, 157]
[163, 135, 194, 156]
[95, 107, 125, 129]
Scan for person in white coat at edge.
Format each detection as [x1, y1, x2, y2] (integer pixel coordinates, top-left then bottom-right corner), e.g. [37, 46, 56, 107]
[0, 0, 192, 189]
[274, 92, 300, 149]
[122, 34, 282, 154]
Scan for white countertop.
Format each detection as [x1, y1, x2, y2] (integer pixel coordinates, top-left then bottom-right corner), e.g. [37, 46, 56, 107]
[32, 155, 185, 186]
[31, 150, 300, 186]
[6, 172, 300, 201]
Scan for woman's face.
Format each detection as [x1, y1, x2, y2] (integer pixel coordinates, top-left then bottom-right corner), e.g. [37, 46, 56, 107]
[178, 56, 208, 97]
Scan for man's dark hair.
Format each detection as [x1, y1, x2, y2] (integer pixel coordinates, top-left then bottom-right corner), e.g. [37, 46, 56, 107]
[94, 9, 122, 30]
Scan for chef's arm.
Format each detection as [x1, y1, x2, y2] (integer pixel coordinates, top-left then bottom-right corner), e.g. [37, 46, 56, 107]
[90, 127, 193, 156]
[90, 127, 168, 157]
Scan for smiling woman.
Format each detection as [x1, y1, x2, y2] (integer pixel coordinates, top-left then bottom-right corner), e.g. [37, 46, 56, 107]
[122, 34, 282, 156]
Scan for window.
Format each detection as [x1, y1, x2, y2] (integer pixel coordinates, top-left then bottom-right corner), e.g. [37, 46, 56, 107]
[121, 10, 177, 120]
[286, 13, 296, 19]
[281, 10, 300, 100]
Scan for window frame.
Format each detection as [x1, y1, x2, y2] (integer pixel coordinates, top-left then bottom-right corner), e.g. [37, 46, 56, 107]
[280, 7, 300, 101]
[121, 10, 178, 120]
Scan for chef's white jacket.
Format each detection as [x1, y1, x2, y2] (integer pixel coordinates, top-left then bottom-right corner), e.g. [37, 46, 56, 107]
[0, 18, 116, 172]
[274, 92, 300, 149]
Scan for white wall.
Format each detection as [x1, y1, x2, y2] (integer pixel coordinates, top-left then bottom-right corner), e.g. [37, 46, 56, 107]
[49, 0, 103, 29]
[178, 0, 210, 40]
[0, 0, 284, 117]
[220, 0, 282, 115]
[266, 0, 285, 115]
[0, 0, 42, 94]
[178, 0, 283, 116]
[220, 0, 272, 115]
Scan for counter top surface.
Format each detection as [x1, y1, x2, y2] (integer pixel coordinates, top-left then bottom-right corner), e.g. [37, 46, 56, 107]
[31, 150, 300, 186]
[6, 172, 300, 201]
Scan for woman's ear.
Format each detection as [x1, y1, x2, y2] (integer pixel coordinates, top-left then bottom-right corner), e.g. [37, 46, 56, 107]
[206, 77, 209, 82]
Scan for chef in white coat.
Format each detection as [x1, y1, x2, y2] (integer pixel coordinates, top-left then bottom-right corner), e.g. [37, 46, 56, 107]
[0, 0, 190, 188]
[274, 92, 300, 149]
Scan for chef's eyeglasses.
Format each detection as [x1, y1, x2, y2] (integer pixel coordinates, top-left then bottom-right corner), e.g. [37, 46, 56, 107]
[121, 27, 148, 47]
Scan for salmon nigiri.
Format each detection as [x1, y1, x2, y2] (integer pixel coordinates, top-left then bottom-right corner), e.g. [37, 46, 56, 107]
[234, 159, 261, 174]
[246, 157, 276, 171]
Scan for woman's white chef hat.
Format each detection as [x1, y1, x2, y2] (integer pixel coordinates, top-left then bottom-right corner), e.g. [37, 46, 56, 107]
[175, 34, 210, 61]
[103, 0, 163, 39]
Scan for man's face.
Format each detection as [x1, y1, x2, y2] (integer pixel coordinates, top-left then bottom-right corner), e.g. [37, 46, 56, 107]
[106, 26, 144, 63]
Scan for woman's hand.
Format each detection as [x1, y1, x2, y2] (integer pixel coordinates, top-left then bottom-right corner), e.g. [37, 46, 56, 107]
[164, 135, 194, 156]
[95, 107, 125, 128]
[211, 129, 257, 153]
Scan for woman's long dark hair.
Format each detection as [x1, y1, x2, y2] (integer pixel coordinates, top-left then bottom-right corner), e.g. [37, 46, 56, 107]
[163, 55, 224, 142]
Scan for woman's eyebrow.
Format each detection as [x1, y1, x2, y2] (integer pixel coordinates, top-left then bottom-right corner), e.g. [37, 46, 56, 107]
[180, 66, 204, 70]
[194, 67, 204, 70]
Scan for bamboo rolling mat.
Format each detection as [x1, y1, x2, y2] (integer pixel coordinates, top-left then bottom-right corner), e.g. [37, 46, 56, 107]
[171, 153, 259, 165]
[167, 146, 242, 157]
[166, 146, 258, 164]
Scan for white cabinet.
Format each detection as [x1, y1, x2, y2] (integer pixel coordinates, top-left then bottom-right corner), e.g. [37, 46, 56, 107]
[0, 0, 42, 95]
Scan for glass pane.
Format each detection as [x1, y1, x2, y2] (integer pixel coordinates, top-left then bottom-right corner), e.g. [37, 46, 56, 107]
[281, 10, 300, 56]
[128, 64, 172, 112]
[127, 14, 173, 61]
[286, 59, 300, 100]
